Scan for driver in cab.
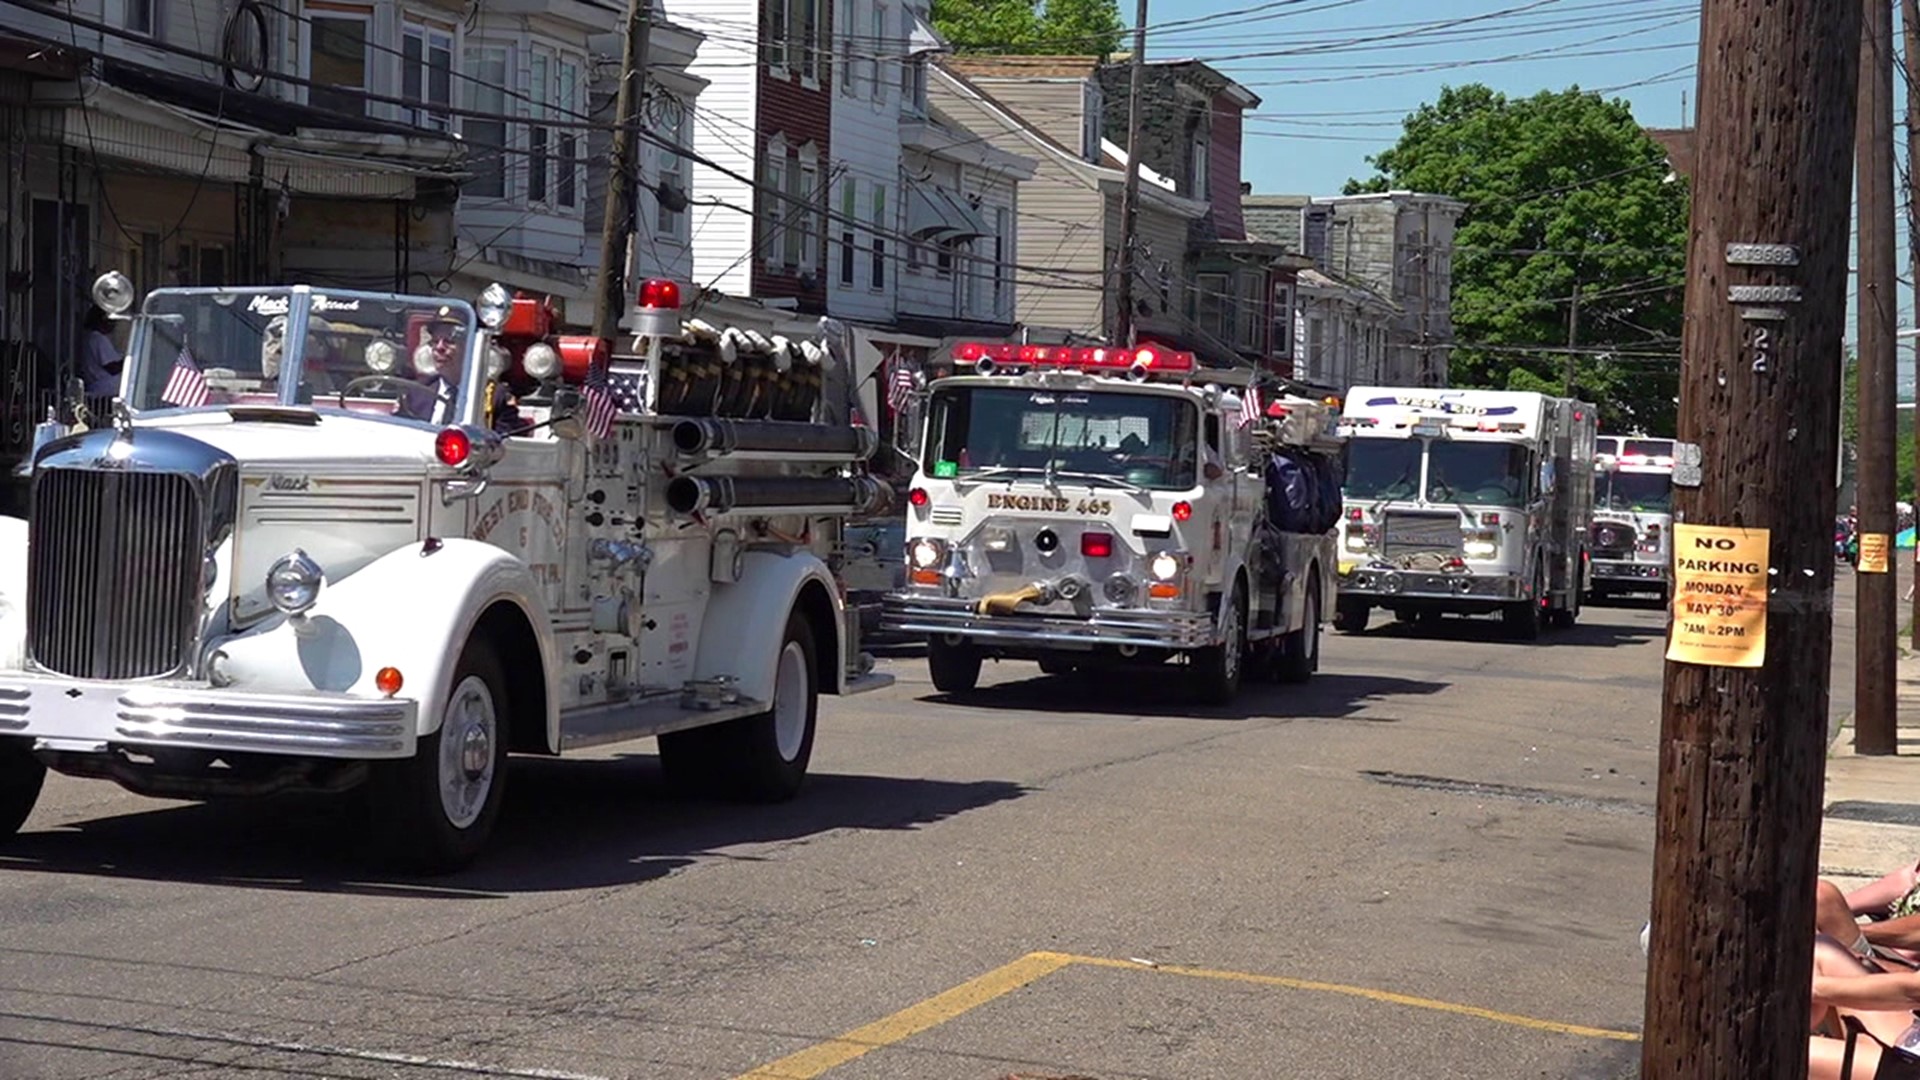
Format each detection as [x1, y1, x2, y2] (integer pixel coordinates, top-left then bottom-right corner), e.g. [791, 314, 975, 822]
[397, 314, 521, 433]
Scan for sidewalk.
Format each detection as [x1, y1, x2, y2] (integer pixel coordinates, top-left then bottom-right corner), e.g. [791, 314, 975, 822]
[1822, 651, 1920, 889]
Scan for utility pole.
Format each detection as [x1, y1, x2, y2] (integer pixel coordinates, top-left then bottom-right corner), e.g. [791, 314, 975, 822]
[1111, 0, 1148, 348]
[1640, 0, 1859, 1077]
[1904, 0, 1920, 649]
[1857, 0, 1899, 755]
[1563, 278, 1580, 398]
[593, 0, 654, 342]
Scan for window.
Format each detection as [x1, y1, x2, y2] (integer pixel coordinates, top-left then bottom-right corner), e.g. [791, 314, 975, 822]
[935, 239, 954, 279]
[765, 0, 789, 70]
[870, 184, 888, 289]
[402, 20, 454, 130]
[764, 141, 788, 268]
[796, 152, 820, 270]
[992, 207, 1008, 316]
[1081, 82, 1103, 162]
[837, 0, 856, 96]
[899, 6, 925, 113]
[796, 0, 820, 82]
[839, 178, 859, 287]
[867, 1, 886, 100]
[1189, 125, 1209, 196]
[557, 60, 580, 208]
[1196, 272, 1230, 340]
[1270, 282, 1294, 358]
[656, 105, 689, 239]
[1236, 273, 1264, 351]
[463, 46, 509, 199]
[528, 54, 550, 205]
[125, 0, 154, 36]
[1308, 316, 1326, 380]
[308, 6, 370, 117]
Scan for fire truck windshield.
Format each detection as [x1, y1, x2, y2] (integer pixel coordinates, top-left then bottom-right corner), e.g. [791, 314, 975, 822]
[1599, 469, 1672, 512]
[125, 288, 480, 421]
[1426, 441, 1532, 507]
[923, 386, 1199, 490]
[1344, 439, 1422, 501]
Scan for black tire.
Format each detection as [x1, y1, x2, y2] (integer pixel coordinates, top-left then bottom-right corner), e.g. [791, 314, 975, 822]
[1274, 576, 1322, 685]
[369, 640, 510, 873]
[661, 612, 820, 802]
[1550, 583, 1580, 629]
[1505, 567, 1545, 642]
[1333, 597, 1370, 634]
[0, 736, 45, 839]
[928, 636, 982, 694]
[1192, 582, 1247, 705]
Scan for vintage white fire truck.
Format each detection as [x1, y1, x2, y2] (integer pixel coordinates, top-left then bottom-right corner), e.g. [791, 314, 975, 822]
[1588, 436, 1676, 602]
[0, 272, 890, 869]
[882, 342, 1342, 704]
[1332, 387, 1596, 639]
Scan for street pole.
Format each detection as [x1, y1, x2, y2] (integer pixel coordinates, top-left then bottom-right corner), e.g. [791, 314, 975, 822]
[1904, 0, 1920, 649]
[1563, 278, 1580, 398]
[1857, 0, 1899, 755]
[1640, 0, 1859, 1075]
[1111, 0, 1147, 348]
[593, 0, 653, 342]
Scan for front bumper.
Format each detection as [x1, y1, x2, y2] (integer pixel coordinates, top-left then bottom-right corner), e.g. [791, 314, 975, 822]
[1336, 565, 1527, 602]
[1592, 559, 1669, 584]
[882, 595, 1216, 650]
[0, 674, 419, 759]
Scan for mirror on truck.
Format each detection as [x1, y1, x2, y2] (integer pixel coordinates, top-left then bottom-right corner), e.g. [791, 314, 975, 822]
[1538, 456, 1557, 497]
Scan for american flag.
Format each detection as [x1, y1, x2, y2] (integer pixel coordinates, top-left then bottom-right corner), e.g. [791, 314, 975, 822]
[162, 348, 210, 408]
[885, 352, 915, 413]
[1237, 385, 1262, 429]
[582, 378, 618, 440]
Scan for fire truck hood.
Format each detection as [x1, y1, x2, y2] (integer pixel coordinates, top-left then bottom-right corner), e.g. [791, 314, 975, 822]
[129, 409, 444, 471]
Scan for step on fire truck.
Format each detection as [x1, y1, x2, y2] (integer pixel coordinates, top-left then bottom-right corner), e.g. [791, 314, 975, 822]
[1333, 387, 1596, 640]
[0, 271, 890, 870]
[1588, 435, 1676, 602]
[881, 341, 1342, 705]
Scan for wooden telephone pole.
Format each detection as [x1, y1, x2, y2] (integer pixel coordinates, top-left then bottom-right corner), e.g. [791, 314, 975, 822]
[1904, 0, 1920, 650]
[1857, 0, 1900, 755]
[1110, 0, 1148, 347]
[1640, 0, 1860, 1075]
[593, 0, 654, 341]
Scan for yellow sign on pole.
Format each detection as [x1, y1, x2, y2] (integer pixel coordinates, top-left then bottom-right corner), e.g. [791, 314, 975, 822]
[1666, 524, 1769, 668]
[1858, 532, 1891, 573]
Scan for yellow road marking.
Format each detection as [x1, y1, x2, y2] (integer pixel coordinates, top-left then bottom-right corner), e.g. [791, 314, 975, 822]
[733, 951, 1076, 1079]
[733, 949, 1638, 1079]
[1065, 954, 1642, 1042]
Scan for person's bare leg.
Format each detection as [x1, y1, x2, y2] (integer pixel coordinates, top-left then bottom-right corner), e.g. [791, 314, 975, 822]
[1845, 861, 1920, 915]
[1819, 880, 1873, 955]
[1813, 937, 1920, 1043]
[1810, 1033, 1881, 1080]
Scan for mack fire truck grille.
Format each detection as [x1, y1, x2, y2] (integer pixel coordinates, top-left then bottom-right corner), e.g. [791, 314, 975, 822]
[1382, 511, 1463, 559]
[28, 468, 204, 680]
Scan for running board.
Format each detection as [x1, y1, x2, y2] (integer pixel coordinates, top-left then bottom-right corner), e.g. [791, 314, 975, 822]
[558, 693, 768, 752]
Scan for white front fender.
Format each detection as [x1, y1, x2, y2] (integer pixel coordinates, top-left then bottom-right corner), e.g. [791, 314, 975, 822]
[216, 539, 559, 744]
[0, 516, 27, 671]
[692, 549, 842, 704]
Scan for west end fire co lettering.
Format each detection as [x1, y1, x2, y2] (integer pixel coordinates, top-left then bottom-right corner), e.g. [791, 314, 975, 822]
[1666, 524, 1770, 668]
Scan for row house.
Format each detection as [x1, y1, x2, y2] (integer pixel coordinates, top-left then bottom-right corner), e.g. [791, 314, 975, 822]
[935, 55, 1207, 355]
[0, 0, 466, 478]
[1094, 58, 1308, 377]
[1243, 194, 1399, 391]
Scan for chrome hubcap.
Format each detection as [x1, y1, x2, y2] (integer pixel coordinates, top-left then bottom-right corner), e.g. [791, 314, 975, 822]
[438, 674, 497, 830]
[773, 640, 810, 762]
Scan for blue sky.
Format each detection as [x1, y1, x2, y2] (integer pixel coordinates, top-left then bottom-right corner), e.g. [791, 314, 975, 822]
[1153, 0, 1912, 384]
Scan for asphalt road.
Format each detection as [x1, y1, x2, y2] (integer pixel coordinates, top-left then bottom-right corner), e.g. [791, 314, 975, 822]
[0, 576, 1874, 1080]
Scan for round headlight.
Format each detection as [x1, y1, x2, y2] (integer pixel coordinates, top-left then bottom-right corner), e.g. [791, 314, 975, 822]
[413, 342, 438, 376]
[91, 271, 136, 315]
[523, 342, 561, 381]
[266, 549, 325, 616]
[477, 283, 511, 330]
[365, 339, 399, 374]
[486, 344, 510, 379]
[910, 538, 943, 569]
[1150, 552, 1181, 581]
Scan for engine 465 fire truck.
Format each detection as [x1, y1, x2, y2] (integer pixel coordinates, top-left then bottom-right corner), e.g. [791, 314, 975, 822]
[1333, 387, 1596, 640]
[1588, 436, 1675, 603]
[0, 272, 890, 869]
[881, 342, 1343, 704]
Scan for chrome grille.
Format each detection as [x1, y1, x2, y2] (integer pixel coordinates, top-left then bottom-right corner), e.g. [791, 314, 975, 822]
[1382, 511, 1462, 559]
[29, 468, 204, 679]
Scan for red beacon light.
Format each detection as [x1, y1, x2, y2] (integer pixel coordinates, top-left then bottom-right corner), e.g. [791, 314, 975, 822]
[501, 294, 557, 339]
[633, 277, 683, 338]
[553, 334, 610, 385]
[435, 427, 472, 467]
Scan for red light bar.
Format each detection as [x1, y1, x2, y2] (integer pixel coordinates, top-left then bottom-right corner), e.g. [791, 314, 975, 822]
[947, 341, 1197, 374]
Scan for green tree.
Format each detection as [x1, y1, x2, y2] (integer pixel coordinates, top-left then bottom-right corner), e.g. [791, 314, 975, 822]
[1347, 84, 1690, 435]
[1839, 352, 1915, 504]
[931, 0, 1124, 55]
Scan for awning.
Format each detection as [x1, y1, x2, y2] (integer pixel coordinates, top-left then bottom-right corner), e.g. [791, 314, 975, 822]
[904, 182, 992, 243]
